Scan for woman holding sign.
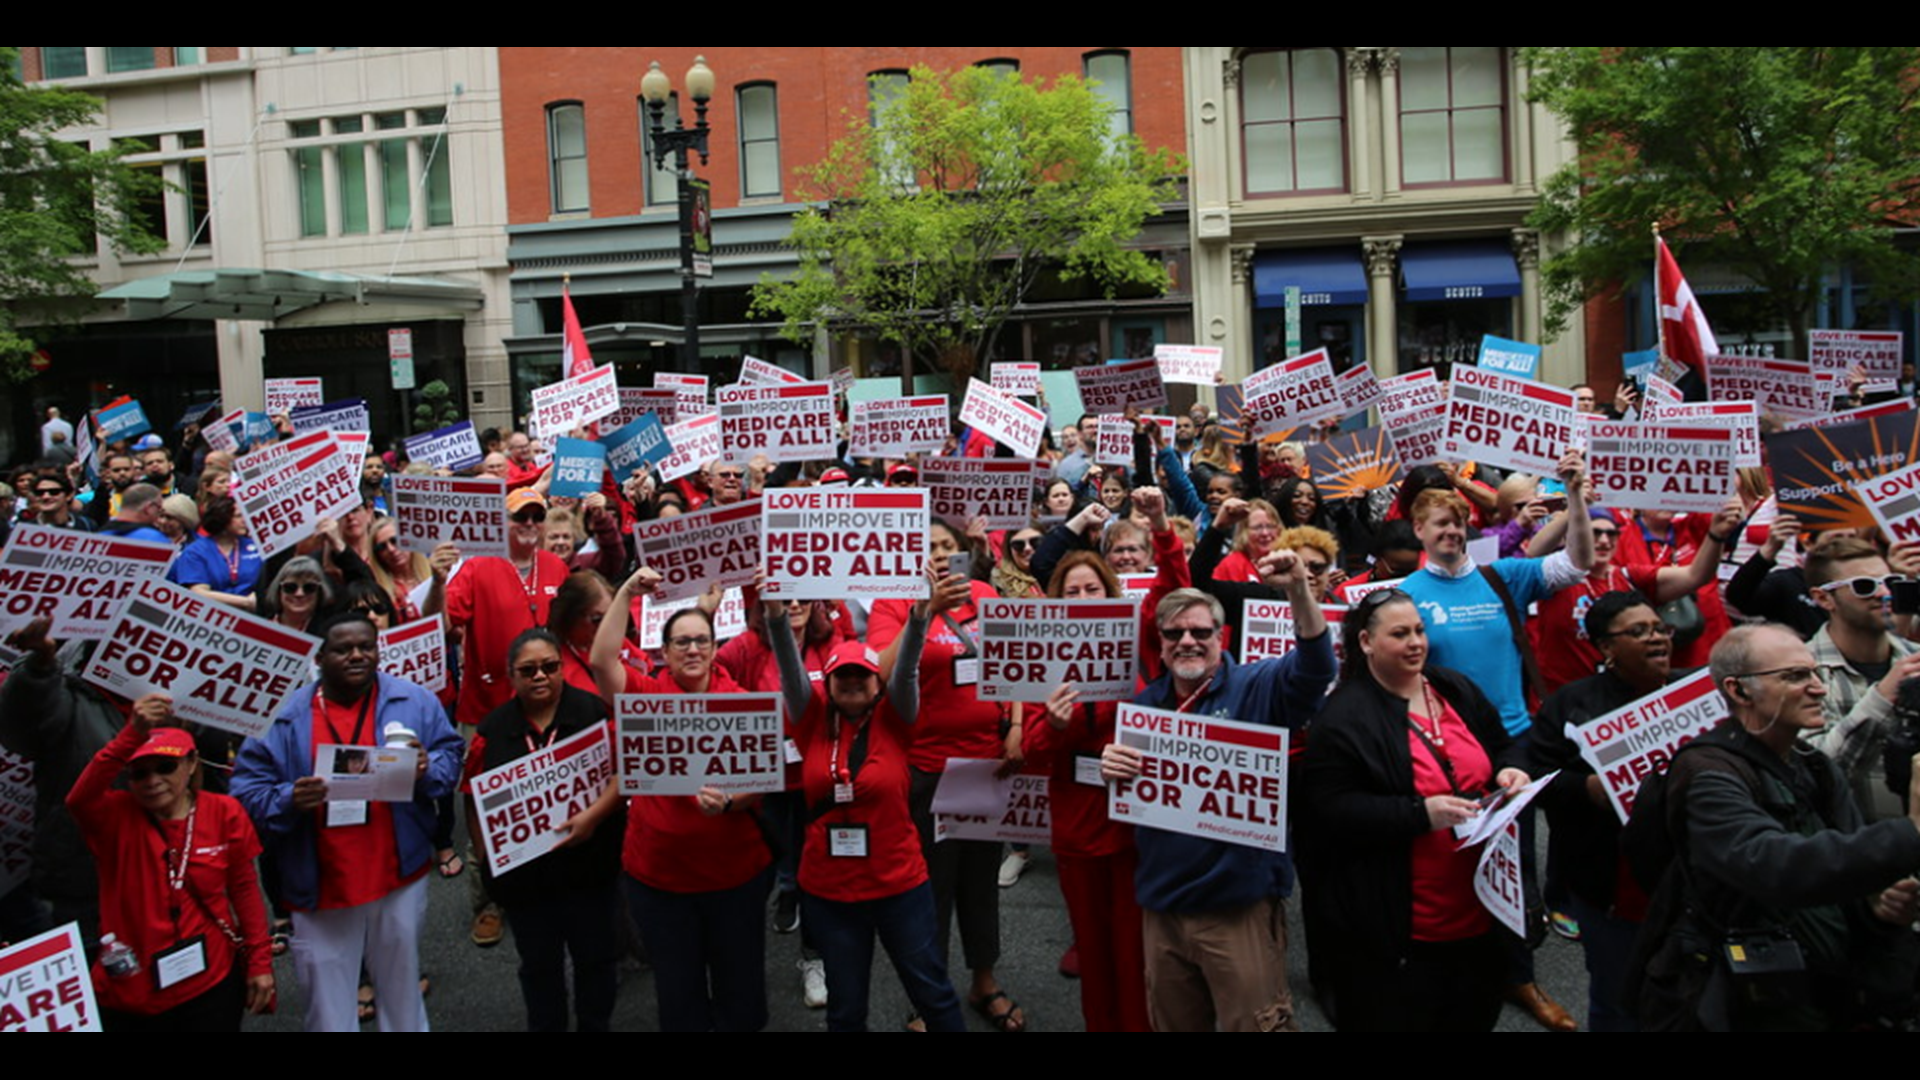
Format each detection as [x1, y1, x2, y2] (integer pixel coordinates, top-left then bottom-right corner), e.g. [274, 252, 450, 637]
[465, 628, 622, 1033]
[1296, 589, 1531, 1032]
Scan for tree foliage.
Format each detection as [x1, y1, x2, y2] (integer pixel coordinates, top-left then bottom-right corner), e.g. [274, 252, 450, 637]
[1526, 47, 1920, 355]
[750, 64, 1183, 384]
[0, 47, 166, 378]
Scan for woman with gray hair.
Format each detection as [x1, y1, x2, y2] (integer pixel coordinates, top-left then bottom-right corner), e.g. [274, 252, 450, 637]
[259, 555, 335, 636]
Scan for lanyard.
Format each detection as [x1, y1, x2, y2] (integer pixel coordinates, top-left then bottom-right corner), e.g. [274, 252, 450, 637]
[318, 688, 375, 746]
[147, 798, 198, 925]
[1172, 673, 1216, 715]
[222, 539, 243, 585]
[518, 559, 541, 621]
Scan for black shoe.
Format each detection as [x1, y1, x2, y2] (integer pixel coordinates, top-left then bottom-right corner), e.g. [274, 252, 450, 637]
[774, 890, 801, 935]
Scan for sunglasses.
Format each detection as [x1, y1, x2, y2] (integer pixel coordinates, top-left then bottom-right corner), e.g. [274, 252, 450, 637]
[34, 487, 68, 497]
[1604, 622, 1674, 642]
[513, 660, 563, 678]
[128, 758, 186, 781]
[1007, 538, 1036, 554]
[512, 510, 548, 525]
[1158, 626, 1218, 644]
[1818, 575, 1899, 599]
[281, 581, 320, 596]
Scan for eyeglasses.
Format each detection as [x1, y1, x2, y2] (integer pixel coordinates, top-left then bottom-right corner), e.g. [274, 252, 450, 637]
[1007, 538, 1036, 554]
[128, 758, 185, 781]
[1604, 622, 1674, 641]
[1158, 626, 1218, 644]
[1735, 666, 1822, 688]
[512, 510, 548, 525]
[512, 659, 563, 678]
[713, 470, 745, 481]
[1817, 575, 1899, 599]
[668, 635, 715, 652]
[281, 581, 320, 596]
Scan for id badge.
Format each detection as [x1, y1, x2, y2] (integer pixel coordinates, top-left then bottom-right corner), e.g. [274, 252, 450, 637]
[834, 782, 855, 805]
[1075, 753, 1106, 788]
[953, 658, 980, 687]
[153, 936, 209, 991]
[327, 800, 370, 828]
[784, 739, 803, 766]
[829, 824, 870, 858]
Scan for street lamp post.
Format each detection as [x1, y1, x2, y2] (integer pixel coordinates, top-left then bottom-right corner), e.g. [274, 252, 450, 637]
[640, 56, 716, 376]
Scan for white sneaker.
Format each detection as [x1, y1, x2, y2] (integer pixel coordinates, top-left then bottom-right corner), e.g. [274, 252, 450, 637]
[800, 958, 828, 1009]
[997, 850, 1029, 888]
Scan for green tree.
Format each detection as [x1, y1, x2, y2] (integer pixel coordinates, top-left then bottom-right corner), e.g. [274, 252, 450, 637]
[1526, 47, 1920, 358]
[750, 64, 1183, 386]
[0, 47, 166, 379]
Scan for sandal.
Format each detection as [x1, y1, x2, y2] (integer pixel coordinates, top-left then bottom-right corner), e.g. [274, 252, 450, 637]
[437, 850, 465, 879]
[269, 920, 293, 958]
[971, 990, 1026, 1032]
[357, 982, 376, 1024]
[902, 1012, 927, 1033]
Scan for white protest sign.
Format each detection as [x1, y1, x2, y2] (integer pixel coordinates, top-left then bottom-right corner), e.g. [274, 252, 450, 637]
[1811, 329, 1903, 385]
[472, 723, 615, 877]
[616, 693, 785, 797]
[404, 421, 484, 473]
[608, 387, 679, 431]
[958, 379, 1048, 458]
[83, 579, 318, 740]
[716, 381, 837, 465]
[1244, 349, 1344, 437]
[1474, 822, 1527, 938]
[1335, 363, 1385, 418]
[1709, 355, 1824, 422]
[1382, 403, 1450, 468]
[391, 475, 509, 560]
[1783, 397, 1918, 433]
[1094, 414, 1135, 468]
[1641, 400, 1762, 468]
[633, 498, 762, 602]
[931, 760, 1051, 845]
[1443, 365, 1578, 476]
[637, 588, 746, 651]
[289, 399, 370, 436]
[1377, 369, 1447, 418]
[0, 924, 100, 1032]
[230, 431, 362, 559]
[529, 364, 619, 438]
[1859, 459, 1920, 546]
[656, 372, 713, 418]
[1239, 600, 1347, 666]
[1110, 704, 1288, 852]
[1586, 422, 1739, 514]
[1643, 375, 1685, 411]
[990, 362, 1041, 397]
[1075, 359, 1168, 414]
[0, 526, 176, 642]
[1573, 669, 1728, 824]
[1154, 345, 1223, 388]
[380, 619, 447, 695]
[763, 487, 928, 601]
[264, 377, 324, 416]
[977, 598, 1138, 704]
[202, 410, 240, 453]
[848, 395, 950, 459]
[658, 412, 724, 483]
[920, 457, 1040, 532]
[0, 749, 31, 898]
[739, 356, 807, 386]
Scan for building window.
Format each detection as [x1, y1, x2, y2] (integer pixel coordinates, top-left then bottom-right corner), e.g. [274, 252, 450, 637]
[1084, 50, 1133, 138]
[976, 58, 1019, 78]
[643, 93, 680, 208]
[1399, 46, 1507, 186]
[334, 116, 370, 235]
[116, 131, 214, 249]
[290, 109, 455, 237]
[40, 48, 87, 79]
[105, 48, 155, 74]
[868, 71, 912, 190]
[737, 83, 780, 200]
[547, 102, 589, 214]
[173, 47, 202, 66]
[1241, 48, 1346, 195]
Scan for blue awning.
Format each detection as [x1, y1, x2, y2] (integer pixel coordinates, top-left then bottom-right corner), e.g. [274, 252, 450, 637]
[1400, 240, 1522, 303]
[1253, 247, 1369, 308]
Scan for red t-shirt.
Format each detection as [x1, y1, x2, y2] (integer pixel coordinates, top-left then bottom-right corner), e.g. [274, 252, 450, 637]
[1408, 696, 1494, 943]
[310, 684, 417, 910]
[793, 691, 927, 903]
[1533, 564, 1663, 697]
[1612, 512, 1731, 669]
[869, 584, 1005, 774]
[445, 552, 570, 728]
[1022, 701, 1131, 859]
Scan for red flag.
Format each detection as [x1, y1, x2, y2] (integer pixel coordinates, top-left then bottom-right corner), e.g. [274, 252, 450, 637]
[1656, 236, 1718, 376]
[561, 283, 600, 439]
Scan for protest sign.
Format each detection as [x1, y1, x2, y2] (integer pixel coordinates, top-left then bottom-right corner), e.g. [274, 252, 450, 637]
[831, 366, 856, 395]
[1810, 329, 1903, 385]
[763, 487, 928, 601]
[203, 410, 241, 453]
[990, 362, 1042, 397]
[530, 364, 619, 438]
[656, 372, 712, 418]
[1304, 427, 1400, 501]
[1243, 349, 1344, 437]
[1443, 365, 1577, 476]
[1641, 400, 1762, 468]
[1240, 600, 1348, 666]
[637, 588, 746, 651]
[633, 498, 762, 602]
[1857, 459, 1920, 546]
[1573, 669, 1727, 824]
[616, 694, 784, 797]
[739, 355, 807, 386]
[94, 398, 150, 443]
[920, 457, 1040, 532]
[931, 761, 1051, 845]
[1622, 349, 1660, 380]
[1092, 414, 1171, 468]
[1586, 422, 1739, 514]
[658, 413, 724, 483]
[1783, 397, 1917, 432]
[548, 437, 608, 499]
[0, 750, 30, 898]
[1382, 404, 1449, 468]
[1643, 374, 1685, 410]
[1075, 359, 1168, 413]
[83, 579, 318, 740]
[380, 619, 447, 695]
[239, 412, 275, 452]
[1766, 408, 1920, 531]
[1335, 363, 1385, 418]
[289, 398, 370, 436]
[958, 379, 1048, 458]
[1474, 823, 1527, 938]
[230, 431, 361, 559]
[403, 421, 483, 473]
[391, 475, 509, 559]
[0, 526, 176, 642]
[977, 599, 1138, 704]
[264, 377, 324, 416]
[1709, 355, 1824, 422]
[603, 411, 674, 476]
[848, 395, 950, 459]
[608, 387, 679, 431]
[1110, 704, 1288, 852]
[472, 723, 615, 877]
[1476, 335, 1542, 379]
[716, 381, 837, 465]
[0, 924, 100, 1032]
[1154, 345, 1223, 387]
[1377, 369, 1447, 417]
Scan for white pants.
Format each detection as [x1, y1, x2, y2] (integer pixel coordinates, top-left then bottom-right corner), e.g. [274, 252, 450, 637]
[291, 875, 430, 1032]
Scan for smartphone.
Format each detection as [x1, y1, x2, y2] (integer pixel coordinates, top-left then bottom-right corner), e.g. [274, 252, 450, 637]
[948, 552, 972, 581]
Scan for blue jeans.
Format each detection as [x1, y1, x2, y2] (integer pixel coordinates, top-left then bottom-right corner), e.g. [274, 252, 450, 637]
[802, 884, 966, 1032]
[502, 881, 620, 1032]
[1567, 894, 1641, 1033]
[625, 869, 772, 1032]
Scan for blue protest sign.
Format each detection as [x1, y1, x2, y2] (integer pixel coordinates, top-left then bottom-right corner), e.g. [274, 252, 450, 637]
[1476, 335, 1542, 380]
[549, 438, 608, 499]
[603, 413, 673, 475]
[95, 399, 151, 442]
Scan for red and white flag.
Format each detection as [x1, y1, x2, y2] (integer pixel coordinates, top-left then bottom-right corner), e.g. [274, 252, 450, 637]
[561, 283, 599, 439]
[1656, 236, 1718, 376]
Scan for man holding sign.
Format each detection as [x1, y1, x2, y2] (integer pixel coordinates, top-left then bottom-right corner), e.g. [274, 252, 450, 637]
[1100, 555, 1336, 1033]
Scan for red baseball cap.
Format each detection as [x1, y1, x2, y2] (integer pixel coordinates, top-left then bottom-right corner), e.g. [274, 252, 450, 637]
[823, 642, 881, 677]
[131, 727, 196, 762]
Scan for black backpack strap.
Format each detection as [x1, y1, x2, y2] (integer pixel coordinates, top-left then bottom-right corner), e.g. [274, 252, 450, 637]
[1478, 565, 1544, 711]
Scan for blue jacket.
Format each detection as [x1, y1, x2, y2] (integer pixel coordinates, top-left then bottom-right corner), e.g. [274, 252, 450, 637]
[1130, 634, 1336, 914]
[232, 673, 464, 911]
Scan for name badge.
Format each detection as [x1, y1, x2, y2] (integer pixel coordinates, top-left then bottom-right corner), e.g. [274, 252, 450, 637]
[834, 782, 855, 805]
[153, 936, 209, 991]
[953, 658, 980, 687]
[1075, 753, 1106, 788]
[829, 824, 870, 858]
[327, 800, 370, 828]
[784, 739, 803, 766]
